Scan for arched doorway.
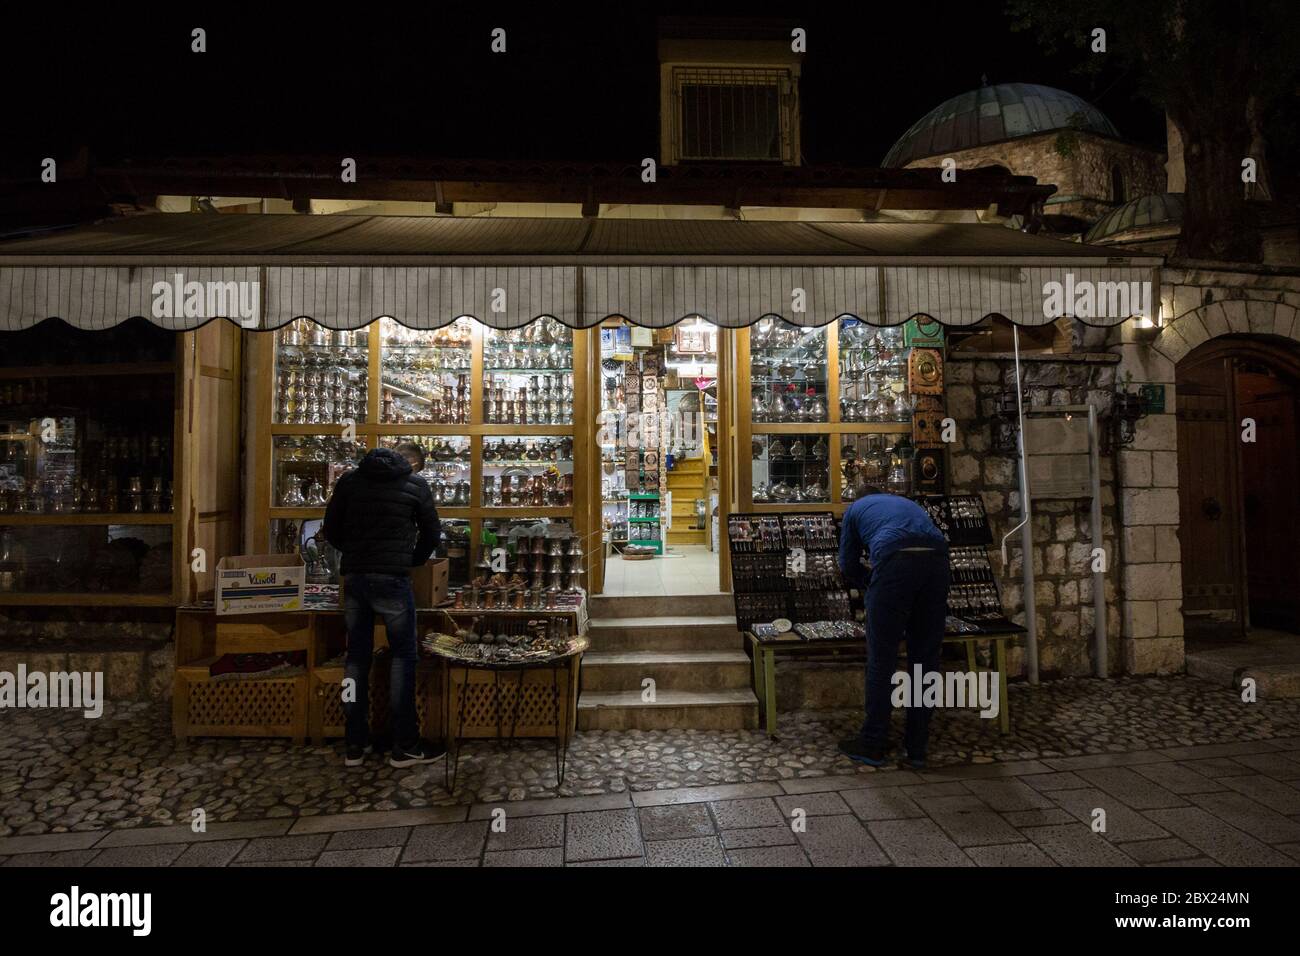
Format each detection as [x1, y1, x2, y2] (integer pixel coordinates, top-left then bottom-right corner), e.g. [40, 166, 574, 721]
[1176, 335, 1300, 638]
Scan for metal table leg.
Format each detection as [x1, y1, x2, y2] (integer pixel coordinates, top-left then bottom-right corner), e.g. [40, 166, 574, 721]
[994, 639, 1010, 733]
[446, 664, 471, 793]
[763, 647, 778, 738]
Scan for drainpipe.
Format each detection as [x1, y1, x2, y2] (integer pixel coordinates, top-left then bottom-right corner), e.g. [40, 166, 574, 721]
[1088, 404, 1108, 677]
[1001, 326, 1039, 685]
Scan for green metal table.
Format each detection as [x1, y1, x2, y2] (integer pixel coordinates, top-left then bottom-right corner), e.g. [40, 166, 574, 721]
[745, 627, 1021, 738]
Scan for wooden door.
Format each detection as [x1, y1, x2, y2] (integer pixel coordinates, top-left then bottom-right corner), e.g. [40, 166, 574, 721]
[1237, 365, 1300, 630]
[1176, 354, 1246, 635]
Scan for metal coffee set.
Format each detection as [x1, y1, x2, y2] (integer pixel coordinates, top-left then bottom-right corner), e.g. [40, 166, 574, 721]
[276, 436, 361, 506]
[277, 367, 367, 425]
[457, 534, 586, 605]
[483, 373, 574, 425]
[0, 475, 172, 515]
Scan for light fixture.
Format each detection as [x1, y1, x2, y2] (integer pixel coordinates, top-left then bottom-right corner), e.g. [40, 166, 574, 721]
[1108, 387, 1148, 451]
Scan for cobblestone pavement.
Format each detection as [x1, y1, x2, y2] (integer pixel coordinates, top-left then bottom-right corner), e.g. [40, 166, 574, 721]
[2, 674, 1300, 865]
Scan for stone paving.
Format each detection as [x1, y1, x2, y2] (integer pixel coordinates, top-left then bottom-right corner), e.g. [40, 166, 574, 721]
[3, 673, 1300, 865]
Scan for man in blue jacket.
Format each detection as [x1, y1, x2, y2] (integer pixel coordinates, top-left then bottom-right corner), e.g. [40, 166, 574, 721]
[838, 486, 949, 769]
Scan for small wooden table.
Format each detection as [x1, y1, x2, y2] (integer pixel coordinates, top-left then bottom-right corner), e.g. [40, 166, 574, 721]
[745, 626, 1022, 738]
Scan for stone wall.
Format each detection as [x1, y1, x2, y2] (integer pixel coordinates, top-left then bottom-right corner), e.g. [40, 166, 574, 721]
[906, 131, 1166, 224]
[946, 353, 1122, 679]
[1107, 266, 1300, 673]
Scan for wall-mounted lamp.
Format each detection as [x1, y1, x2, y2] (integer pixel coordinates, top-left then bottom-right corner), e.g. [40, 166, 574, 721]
[992, 387, 1028, 455]
[1108, 387, 1148, 450]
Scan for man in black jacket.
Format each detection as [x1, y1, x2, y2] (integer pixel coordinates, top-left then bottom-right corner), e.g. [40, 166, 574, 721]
[324, 443, 443, 768]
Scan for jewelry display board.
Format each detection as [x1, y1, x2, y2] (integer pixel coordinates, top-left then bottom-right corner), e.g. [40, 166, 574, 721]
[249, 317, 591, 590]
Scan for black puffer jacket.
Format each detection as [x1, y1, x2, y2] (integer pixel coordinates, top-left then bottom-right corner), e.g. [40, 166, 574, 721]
[323, 448, 440, 576]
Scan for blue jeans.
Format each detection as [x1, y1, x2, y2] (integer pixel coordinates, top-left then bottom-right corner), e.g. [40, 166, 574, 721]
[343, 573, 418, 749]
[861, 550, 950, 760]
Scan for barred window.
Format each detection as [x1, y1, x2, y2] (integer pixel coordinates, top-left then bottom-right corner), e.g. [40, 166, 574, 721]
[671, 67, 796, 163]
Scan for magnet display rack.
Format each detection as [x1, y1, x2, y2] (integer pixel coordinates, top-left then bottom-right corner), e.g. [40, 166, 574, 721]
[726, 513, 853, 631]
[913, 493, 1020, 633]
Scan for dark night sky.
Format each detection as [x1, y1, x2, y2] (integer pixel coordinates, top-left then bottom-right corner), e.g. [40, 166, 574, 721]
[3, 4, 1166, 167]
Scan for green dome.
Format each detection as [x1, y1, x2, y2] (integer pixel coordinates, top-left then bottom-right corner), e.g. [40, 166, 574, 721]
[1084, 193, 1184, 243]
[883, 83, 1120, 167]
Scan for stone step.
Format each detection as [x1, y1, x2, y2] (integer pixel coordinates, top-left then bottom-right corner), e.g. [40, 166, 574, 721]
[588, 593, 735, 619]
[580, 650, 752, 692]
[587, 615, 741, 651]
[576, 688, 759, 731]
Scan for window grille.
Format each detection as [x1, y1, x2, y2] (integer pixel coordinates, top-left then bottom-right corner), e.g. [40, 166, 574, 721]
[670, 66, 796, 163]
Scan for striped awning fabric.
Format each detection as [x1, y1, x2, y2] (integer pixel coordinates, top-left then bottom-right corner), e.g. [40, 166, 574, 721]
[0, 216, 1160, 331]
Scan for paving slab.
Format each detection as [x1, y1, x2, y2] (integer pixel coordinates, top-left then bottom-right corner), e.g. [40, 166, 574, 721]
[637, 804, 715, 842]
[402, 821, 489, 863]
[484, 847, 565, 867]
[1021, 824, 1139, 867]
[1130, 762, 1229, 795]
[96, 819, 294, 848]
[1117, 837, 1201, 864]
[0, 831, 105, 855]
[564, 808, 642, 863]
[797, 815, 891, 866]
[1187, 791, 1300, 843]
[916, 760, 1053, 781]
[961, 779, 1056, 812]
[468, 792, 630, 819]
[235, 834, 330, 864]
[725, 845, 810, 867]
[316, 847, 402, 867]
[632, 783, 784, 807]
[171, 840, 247, 867]
[779, 771, 921, 794]
[1156, 741, 1281, 760]
[708, 797, 785, 830]
[775, 792, 852, 817]
[932, 809, 1027, 847]
[289, 806, 466, 834]
[1020, 772, 1091, 792]
[1000, 809, 1076, 828]
[231, 860, 314, 867]
[720, 826, 797, 849]
[86, 844, 186, 867]
[1178, 757, 1260, 778]
[840, 787, 925, 821]
[1143, 806, 1294, 866]
[566, 857, 645, 867]
[1076, 767, 1189, 809]
[2, 849, 100, 867]
[486, 814, 564, 851]
[965, 843, 1056, 867]
[645, 836, 727, 867]
[1218, 774, 1300, 815]
[324, 827, 412, 852]
[867, 818, 974, 867]
[1049, 788, 1170, 842]
[1042, 752, 1171, 771]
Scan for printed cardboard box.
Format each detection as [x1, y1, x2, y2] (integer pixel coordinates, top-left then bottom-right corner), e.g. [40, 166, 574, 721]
[215, 554, 306, 615]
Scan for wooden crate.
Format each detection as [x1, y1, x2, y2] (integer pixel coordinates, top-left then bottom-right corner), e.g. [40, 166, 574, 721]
[174, 666, 309, 744]
[310, 660, 440, 744]
[442, 662, 580, 739]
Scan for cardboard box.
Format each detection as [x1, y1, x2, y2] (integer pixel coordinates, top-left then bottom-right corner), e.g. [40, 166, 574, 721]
[337, 558, 450, 609]
[215, 554, 306, 616]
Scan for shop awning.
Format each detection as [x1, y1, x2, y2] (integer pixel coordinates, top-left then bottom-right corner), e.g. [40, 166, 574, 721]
[0, 215, 1161, 331]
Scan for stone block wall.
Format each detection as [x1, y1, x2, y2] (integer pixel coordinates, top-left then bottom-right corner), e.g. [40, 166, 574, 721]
[947, 354, 1122, 679]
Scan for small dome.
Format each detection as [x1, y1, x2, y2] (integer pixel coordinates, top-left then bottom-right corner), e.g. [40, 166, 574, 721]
[883, 83, 1120, 167]
[1084, 193, 1184, 243]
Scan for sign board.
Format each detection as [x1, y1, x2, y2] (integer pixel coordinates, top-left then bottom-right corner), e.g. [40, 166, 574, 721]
[904, 315, 946, 348]
[1024, 417, 1092, 499]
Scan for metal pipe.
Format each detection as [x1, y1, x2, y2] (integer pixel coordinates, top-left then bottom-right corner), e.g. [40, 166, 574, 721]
[1088, 404, 1107, 677]
[1013, 326, 1038, 685]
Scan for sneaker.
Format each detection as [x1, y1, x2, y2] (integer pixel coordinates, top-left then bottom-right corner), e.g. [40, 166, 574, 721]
[838, 737, 889, 767]
[389, 739, 447, 768]
[899, 749, 927, 771]
[344, 743, 373, 767]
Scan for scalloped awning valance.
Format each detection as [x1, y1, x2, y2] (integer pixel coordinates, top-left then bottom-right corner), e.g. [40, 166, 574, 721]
[0, 216, 1161, 332]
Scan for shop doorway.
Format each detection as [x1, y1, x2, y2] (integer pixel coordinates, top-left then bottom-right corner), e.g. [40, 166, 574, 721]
[590, 319, 726, 596]
[1176, 336, 1300, 638]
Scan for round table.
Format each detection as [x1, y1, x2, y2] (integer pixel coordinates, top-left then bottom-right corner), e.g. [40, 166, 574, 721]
[425, 636, 589, 792]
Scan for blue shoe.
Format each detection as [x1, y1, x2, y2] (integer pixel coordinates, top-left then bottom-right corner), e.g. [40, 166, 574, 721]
[838, 737, 889, 766]
[900, 751, 927, 771]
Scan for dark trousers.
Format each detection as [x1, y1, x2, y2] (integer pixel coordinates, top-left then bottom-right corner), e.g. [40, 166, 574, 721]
[342, 573, 419, 749]
[861, 550, 950, 759]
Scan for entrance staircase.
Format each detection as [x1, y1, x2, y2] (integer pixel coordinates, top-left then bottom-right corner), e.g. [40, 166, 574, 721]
[578, 593, 759, 730]
[665, 457, 706, 546]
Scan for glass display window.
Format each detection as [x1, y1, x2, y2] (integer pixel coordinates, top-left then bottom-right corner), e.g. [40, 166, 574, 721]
[272, 435, 368, 508]
[841, 433, 915, 501]
[838, 320, 911, 423]
[379, 434, 472, 509]
[749, 319, 829, 424]
[481, 435, 574, 508]
[750, 432, 830, 504]
[273, 319, 369, 425]
[482, 318, 574, 425]
[0, 523, 172, 595]
[379, 316, 473, 424]
[480, 518, 583, 592]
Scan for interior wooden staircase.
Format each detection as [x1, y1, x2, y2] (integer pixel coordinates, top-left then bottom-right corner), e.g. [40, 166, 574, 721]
[665, 455, 706, 546]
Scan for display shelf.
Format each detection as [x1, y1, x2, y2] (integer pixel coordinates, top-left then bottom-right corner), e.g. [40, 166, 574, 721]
[0, 592, 176, 606]
[0, 512, 175, 525]
[0, 362, 176, 381]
